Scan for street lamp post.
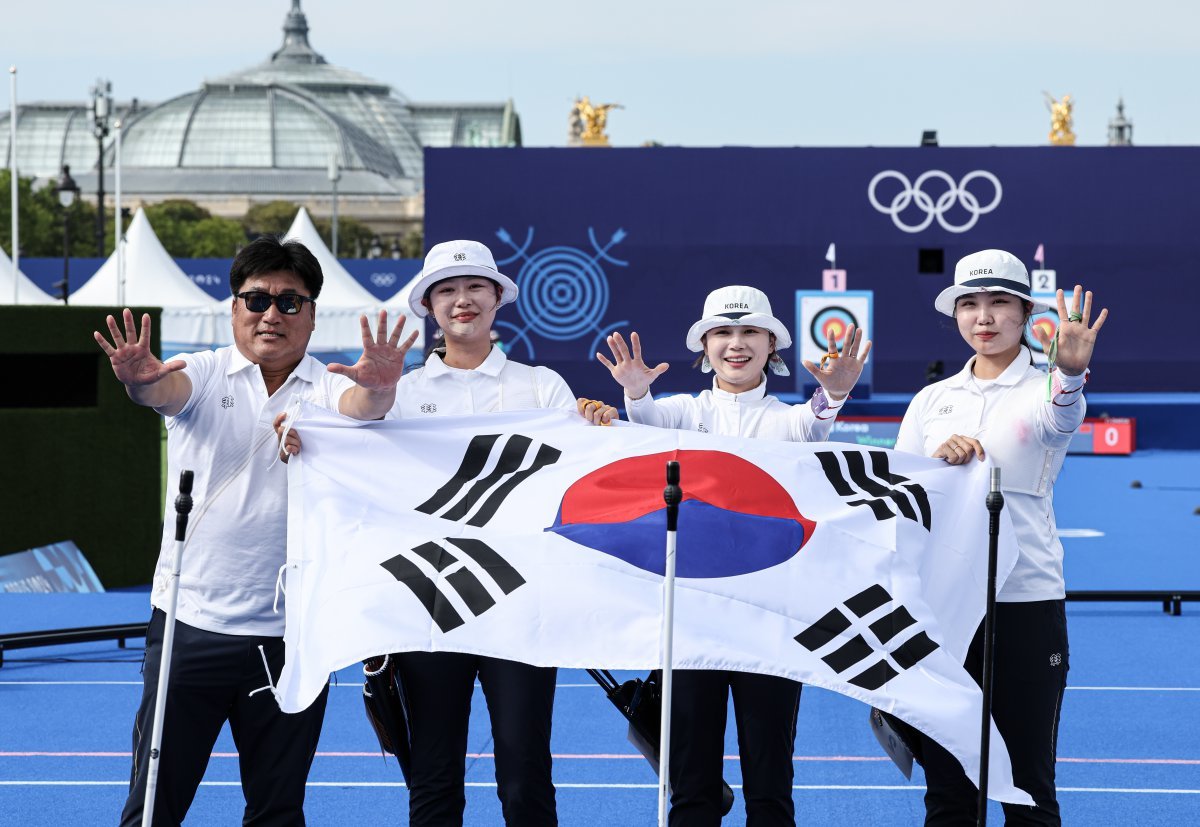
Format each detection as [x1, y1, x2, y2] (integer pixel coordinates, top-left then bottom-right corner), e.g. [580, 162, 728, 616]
[91, 79, 112, 255]
[327, 152, 340, 258]
[53, 165, 80, 304]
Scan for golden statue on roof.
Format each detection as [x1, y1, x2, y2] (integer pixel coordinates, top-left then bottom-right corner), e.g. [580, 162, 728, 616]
[572, 96, 623, 147]
[1044, 92, 1077, 146]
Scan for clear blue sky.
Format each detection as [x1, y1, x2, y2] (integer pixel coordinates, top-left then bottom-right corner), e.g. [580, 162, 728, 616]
[4, 0, 1197, 147]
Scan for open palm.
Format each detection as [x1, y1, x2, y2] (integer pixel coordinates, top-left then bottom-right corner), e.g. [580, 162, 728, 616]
[801, 324, 871, 399]
[94, 309, 183, 386]
[596, 331, 669, 400]
[1033, 285, 1108, 375]
[328, 311, 417, 391]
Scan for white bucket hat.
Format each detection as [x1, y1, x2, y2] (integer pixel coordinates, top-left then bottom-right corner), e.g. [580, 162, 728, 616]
[407, 240, 519, 319]
[685, 285, 793, 352]
[934, 249, 1052, 317]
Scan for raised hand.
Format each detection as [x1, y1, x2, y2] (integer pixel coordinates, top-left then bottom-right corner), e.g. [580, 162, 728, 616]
[596, 331, 669, 400]
[94, 309, 184, 386]
[1032, 285, 1108, 376]
[328, 310, 418, 391]
[801, 324, 872, 400]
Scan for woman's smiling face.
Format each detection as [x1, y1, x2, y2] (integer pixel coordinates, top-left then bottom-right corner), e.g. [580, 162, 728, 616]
[704, 325, 772, 393]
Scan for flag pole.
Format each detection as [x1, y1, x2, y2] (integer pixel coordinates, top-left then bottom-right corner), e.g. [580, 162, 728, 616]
[657, 460, 681, 827]
[976, 467, 1004, 826]
[142, 470, 194, 827]
[114, 118, 124, 307]
[9, 66, 18, 305]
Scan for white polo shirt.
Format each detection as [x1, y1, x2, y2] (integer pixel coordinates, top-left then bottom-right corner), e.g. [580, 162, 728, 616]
[390, 347, 576, 417]
[895, 347, 1087, 601]
[624, 378, 844, 442]
[153, 346, 353, 636]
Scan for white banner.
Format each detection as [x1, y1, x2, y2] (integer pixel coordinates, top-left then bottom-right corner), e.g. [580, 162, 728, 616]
[280, 403, 1032, 805]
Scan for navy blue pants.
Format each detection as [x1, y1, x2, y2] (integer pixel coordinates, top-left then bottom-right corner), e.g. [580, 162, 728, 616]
[395, 651, 558, 827]
[668, 669, 802, 826]
[120, 610, 328, 827]
[918, 600, 1069, 826]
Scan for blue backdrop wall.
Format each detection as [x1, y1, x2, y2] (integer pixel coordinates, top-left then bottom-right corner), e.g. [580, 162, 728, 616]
[424, 146, 1198, 402]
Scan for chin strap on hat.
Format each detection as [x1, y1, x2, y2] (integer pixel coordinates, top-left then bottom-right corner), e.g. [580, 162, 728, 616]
[768, 353, 791, 376]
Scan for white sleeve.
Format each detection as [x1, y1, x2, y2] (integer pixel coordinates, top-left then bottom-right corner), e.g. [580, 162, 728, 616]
[789, 387, 845, 442]
[894, 392, 929, 456]
[316, 371, 356, 412]
[535, 367, 578, 412]
[1036, 368, 1088, 444]
[624, 392, 690, 429]
[168, 350, 216, 420]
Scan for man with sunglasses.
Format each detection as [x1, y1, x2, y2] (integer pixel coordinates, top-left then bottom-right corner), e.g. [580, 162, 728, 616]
[96, 236, 415, 826]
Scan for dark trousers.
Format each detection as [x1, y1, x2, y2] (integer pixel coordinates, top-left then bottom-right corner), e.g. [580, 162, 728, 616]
[119, 610, 328, 827]
[395, 651, 558, 827]
[668, 669, 802, 827]
[919, 600, 1069, 826]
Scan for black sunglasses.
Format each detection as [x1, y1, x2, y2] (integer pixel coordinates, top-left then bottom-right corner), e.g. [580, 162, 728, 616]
[236, 291, 315, 315]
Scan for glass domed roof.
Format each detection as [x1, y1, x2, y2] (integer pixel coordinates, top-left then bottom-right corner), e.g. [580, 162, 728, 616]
[120, 0, 424, 180]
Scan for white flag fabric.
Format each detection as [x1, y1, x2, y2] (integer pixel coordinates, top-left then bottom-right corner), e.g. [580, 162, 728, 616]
[279, 403, 1033, 805]
[824, 242, 837, 264]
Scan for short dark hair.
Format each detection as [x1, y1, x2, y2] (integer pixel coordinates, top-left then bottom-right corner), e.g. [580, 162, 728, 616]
[229, 236, 324, 298]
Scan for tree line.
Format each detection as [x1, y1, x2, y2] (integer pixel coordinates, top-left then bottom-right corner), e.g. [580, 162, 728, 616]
[0, 171, 422, 259]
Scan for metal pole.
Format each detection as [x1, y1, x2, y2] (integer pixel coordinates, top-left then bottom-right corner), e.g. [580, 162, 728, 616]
[976, 467, 1004, 826]
[61, 204, 70, 305]
[142, 470, 194, 827]
[328, 152, 339, 258]
[93, 80, 110, 257]
[95, 131, 105, 254]
[657, 460, 681, 827]
[115, 120, 124, 306]
[9, 66, 17, 305]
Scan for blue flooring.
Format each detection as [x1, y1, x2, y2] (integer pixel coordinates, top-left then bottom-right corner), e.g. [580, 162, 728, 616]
[1, 448, 1198, 824]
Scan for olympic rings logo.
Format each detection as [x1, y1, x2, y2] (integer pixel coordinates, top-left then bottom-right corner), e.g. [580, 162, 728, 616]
[867, 170, 1002, 233]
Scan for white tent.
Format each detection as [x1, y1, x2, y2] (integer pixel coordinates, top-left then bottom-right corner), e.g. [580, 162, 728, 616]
[383, 270, 427, 357]
[282, 207, 421, 354]
[71, 208, 221, 355]
[0, 246, 55, 304]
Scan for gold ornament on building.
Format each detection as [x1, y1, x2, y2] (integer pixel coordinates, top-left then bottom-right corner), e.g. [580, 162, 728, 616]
[1044, 92, 1076, 146]
[570, 96, 623, 147]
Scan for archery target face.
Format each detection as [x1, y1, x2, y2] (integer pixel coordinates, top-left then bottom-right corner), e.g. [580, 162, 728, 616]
[795, 290, 873, 394]
[1026, 296, 1057, 365]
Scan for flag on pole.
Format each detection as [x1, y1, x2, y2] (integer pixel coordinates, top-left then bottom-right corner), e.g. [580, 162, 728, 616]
[278, 403, 1034, 805]
[825, 243, 837, 264]
[1033, 244, 1045, 266]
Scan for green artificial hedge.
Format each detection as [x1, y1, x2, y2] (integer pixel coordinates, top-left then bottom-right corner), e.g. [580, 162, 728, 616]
[0, 306, 163, 588]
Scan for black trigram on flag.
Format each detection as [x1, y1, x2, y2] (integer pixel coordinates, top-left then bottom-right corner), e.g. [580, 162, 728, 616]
[416, 434, 562, 527]
[380, 538, 525, 633]
[816, 449, 932, 531]
[794, 584, 939, 691]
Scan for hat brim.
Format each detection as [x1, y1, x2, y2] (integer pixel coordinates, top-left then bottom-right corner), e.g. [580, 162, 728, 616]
[685, 313, 792, 352]
[934, 285, 1051, 317]
[407, 264, 519, 318]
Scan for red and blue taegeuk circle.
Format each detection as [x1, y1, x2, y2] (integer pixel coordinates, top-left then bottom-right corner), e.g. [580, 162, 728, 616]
[545, 450, 817, 577]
